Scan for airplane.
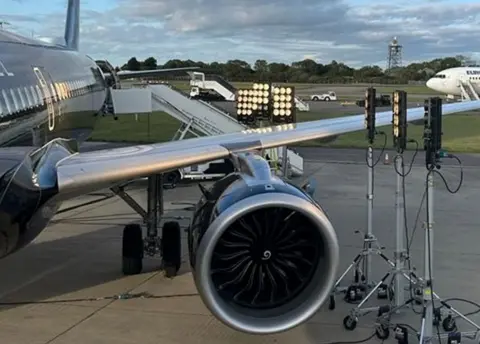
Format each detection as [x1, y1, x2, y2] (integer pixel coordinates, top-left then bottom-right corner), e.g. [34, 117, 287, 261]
[1, 0, 480, 337]
[426, 67, 480, 99]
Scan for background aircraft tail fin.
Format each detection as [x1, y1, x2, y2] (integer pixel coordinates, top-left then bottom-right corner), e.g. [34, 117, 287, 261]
[64, 0, 80, 50]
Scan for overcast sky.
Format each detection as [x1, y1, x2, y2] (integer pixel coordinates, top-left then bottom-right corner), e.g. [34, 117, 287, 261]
[2, 0, 479, 68]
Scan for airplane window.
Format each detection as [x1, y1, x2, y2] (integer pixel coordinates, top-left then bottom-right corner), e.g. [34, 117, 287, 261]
[35, 85, 44, 105]
[30, 86, 39, 106]
[60, 83, 66, 100]
[58, 83, 65, 99]
[49, 84, 57, 102]
[1, 90, 12, 115]
[23, 87, 33, 107]
[66, 82, 71, 98]
[17, 88, 27, 110]
[2, 90, 13, 114]
[54, 83, 62, 100]
[9, 89, 20, 112]
[63, 82, 69, 98]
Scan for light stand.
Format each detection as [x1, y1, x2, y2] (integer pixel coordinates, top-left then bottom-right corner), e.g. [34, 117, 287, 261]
[417, 97, 480, 343]
[332, 88, 395, 313]
[342, 90, 421, 331]
[376, 97, 480, 343]
[392, 90, 409, 310]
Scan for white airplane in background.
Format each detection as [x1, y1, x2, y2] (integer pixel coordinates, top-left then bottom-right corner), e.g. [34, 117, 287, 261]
[426, 67, 480, 100]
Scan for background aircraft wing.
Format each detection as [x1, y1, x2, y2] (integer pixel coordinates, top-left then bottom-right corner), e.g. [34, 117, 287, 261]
[109, 67, 201, 80]
[55, 100, 480, 200]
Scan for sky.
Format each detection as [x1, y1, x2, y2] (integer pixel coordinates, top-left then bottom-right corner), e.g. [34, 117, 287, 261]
[1, 0, 480, 68]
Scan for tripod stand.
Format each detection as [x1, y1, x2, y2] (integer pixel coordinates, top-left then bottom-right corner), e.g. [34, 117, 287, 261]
[374, 169, 480, 343]
[342, 152, 420, 330]
[330, 146, 395, 311]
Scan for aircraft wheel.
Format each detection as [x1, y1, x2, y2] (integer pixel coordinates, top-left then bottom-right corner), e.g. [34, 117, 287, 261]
[122, 224, 144, 275]
[161, 221, 182, 278]
[164, 171, 180, 189]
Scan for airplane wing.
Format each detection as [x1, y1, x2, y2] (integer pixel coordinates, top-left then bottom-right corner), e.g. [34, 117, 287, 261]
[55, 100, 480, 200]
[105, 67, 201, 80]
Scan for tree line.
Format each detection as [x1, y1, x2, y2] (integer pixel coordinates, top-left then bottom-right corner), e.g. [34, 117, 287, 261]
[117, 55, 478, 84]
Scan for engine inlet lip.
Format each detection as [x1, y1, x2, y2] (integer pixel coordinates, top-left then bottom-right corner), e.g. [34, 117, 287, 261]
[194, 192, 340, 335]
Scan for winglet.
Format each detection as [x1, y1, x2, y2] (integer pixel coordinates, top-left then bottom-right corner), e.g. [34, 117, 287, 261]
[64, 0, 80, 50]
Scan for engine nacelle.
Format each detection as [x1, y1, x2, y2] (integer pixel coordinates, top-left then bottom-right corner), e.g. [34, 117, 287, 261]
[188, 152, 339, 334]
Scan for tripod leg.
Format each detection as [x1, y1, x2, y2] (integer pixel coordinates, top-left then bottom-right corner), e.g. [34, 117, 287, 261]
[419, 309, 427, 344]
[333, 254, 363, 291]
[438, 299, 480, 330]
[355, 272, 391, 309]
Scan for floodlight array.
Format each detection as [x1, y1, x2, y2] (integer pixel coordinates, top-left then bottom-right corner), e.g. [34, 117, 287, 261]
[235, 83, 297, 125]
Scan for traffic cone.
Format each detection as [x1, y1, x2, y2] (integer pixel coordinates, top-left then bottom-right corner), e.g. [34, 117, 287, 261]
[383, 153, 390, 165]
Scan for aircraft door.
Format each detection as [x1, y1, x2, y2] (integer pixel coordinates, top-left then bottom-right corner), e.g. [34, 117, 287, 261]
[33, 67, 60, 132]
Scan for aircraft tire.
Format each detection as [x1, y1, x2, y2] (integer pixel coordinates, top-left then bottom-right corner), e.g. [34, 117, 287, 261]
[122, 224, 144, 275]
[161, 221, 182, 278]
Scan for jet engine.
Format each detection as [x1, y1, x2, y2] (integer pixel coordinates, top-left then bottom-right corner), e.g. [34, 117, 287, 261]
[187, 152, 339, 335]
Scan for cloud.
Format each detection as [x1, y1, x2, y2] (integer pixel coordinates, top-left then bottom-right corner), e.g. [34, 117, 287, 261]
[3, 0, 480, 67]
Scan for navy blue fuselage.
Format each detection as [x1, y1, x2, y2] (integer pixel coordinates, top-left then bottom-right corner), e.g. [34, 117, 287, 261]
[0, 31, 107, 258]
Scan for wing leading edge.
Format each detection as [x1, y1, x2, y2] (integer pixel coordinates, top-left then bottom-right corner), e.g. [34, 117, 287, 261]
[56, 100, 480, 199]
[105, 67, 201, 80]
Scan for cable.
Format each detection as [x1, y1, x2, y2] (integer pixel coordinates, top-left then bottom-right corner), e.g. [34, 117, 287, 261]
[424, 153, 464, 343]
[432, 154, 463, 194]
[365, 131, 387, 168]
[391, 139, 422, 314]
[361, 131, 388, 277]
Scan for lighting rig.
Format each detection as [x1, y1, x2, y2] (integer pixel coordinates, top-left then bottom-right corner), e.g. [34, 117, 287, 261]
[235, 83, 297, 126]
[370, 97, 480, 343]
[235, 83, 296, 176]
[330, 88, 394, 313]
[341, 90, 428, 333]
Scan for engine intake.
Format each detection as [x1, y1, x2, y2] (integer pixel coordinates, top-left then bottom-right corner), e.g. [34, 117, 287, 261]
[191, 188, 339, 334]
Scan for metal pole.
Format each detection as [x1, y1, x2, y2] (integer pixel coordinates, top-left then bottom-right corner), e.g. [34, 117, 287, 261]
[157, 174, 164, 217]
[282, 145, 289, 178]
[394, 155, 405, 308]
[365, 146, 374, 285]
[422, 172, 434, 343]
[146, 176, 158, 238]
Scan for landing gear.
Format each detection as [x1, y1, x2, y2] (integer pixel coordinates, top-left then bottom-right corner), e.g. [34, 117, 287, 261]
[161, 221, 182, 278]
[122, 224, 143, 275]
[115, 174, 182, 278]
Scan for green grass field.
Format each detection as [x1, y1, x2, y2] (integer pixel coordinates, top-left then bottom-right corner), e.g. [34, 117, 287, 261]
[90, 111, 480, 153]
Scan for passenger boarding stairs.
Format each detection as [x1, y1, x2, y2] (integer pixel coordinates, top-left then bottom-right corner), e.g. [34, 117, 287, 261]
[190, 72, 236, 101]
[459, 79, 480, 101]
[189, 72, 310, 111]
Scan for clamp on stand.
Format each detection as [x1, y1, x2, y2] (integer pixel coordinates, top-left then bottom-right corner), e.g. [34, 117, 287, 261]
[330, 88, 396, 311]
[330, 146, 395, 311]
[371, 96, 480, 343]
[342, 90, 418, 330]
[373, 170, 480, 343]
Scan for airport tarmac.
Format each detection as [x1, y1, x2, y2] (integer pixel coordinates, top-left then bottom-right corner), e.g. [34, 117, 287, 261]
[1, 153, 480, 344]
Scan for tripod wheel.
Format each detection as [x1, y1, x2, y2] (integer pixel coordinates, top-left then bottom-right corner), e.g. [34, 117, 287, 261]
[375, 325, 390, 340]
[442, 316, 457, 332]
[343, 315, 357, 331]
[328, 295, 335, 310]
